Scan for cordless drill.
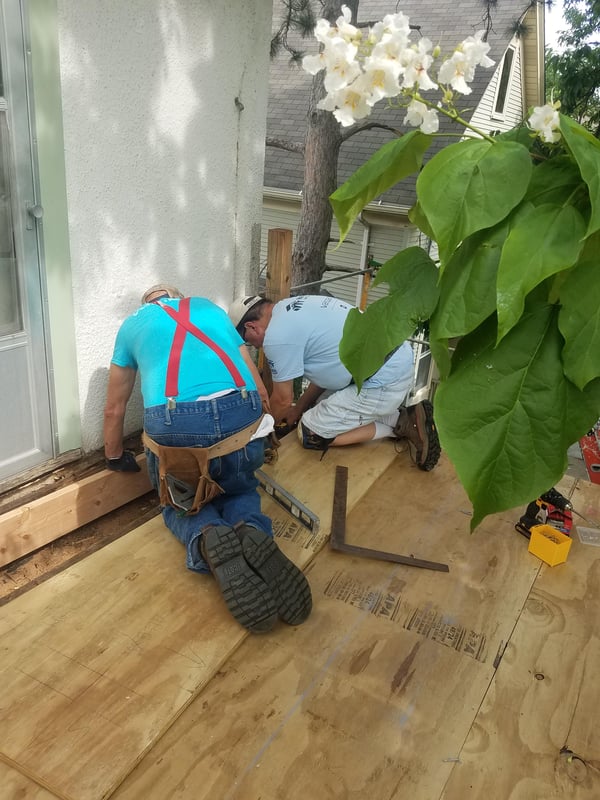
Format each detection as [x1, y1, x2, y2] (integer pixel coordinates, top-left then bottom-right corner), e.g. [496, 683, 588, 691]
[515, 487, 573, 539]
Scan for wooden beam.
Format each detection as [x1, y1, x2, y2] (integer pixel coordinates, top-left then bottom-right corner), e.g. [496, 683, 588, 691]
[0, 455, 152, 568]
[266, 227, 292, 302]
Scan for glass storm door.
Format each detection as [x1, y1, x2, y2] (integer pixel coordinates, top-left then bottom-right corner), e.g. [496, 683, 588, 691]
[0, 0, 53, 481]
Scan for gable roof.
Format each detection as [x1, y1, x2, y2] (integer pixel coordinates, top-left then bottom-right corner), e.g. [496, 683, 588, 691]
[265, 0, 543, 209]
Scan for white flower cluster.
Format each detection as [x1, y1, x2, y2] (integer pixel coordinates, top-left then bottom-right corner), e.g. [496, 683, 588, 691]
[528, 103, 561, 143]
[302, 5, 495, 130]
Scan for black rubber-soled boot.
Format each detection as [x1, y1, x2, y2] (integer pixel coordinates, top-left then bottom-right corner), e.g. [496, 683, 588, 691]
[238, 526, 312, 626]
[394, 400, 441, 471]
[201, 525, 278, 633]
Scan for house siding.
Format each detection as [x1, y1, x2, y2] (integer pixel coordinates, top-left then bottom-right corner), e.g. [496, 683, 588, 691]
[469, 37, 525, 135]
[261, 197, 421, 306]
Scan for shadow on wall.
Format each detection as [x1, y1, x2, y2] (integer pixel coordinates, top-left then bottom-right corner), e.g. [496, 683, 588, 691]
[53, 1, 271, 450]
[83, 366, 144, 452]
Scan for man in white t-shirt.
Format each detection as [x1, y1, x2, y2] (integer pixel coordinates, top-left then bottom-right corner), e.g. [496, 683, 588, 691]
[229, 294, 440, 471]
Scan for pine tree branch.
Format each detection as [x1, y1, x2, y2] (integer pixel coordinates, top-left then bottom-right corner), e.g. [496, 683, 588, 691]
[340, 122, 402, 142]
[266, 136, 305, 154]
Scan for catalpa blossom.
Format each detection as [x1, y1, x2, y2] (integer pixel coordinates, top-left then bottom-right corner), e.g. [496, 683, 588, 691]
[437, 31, 494, 95]
[319, 78, 373, 126]
[404, 99, 439, 133]
[399, 38, 437, 91]
[528, 103, 561, 143]
[303, 7, 495, 128]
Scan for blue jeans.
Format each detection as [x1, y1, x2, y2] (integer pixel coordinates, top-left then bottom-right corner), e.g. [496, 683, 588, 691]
[144, 390, 273, 573]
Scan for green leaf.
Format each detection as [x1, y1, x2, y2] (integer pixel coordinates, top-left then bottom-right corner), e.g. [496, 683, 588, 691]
[434, 305, 600, 530]
[330, 131, 432, 244]
[559, 232, 600, 389]
[429, 335, 453, 380]
[416, 139, 532, 263]
[408, 201, 436, 241]
[560, 114, 600, 236]
[493, 125, 535, 148]
[525, 155, 583, 206]
[372, 246, 438, 291]
[496, 203, 586, 342]
[340, 249, 439, 388]
[431, 221, 508, 340]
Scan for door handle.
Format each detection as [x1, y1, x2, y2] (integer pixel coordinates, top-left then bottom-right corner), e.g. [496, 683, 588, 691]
[26, 202, 43, 229]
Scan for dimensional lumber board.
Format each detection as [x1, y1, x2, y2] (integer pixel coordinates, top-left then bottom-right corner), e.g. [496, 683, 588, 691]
[0, 760, 60, 799]
[0, 454, 152, 568]
[441, 477, 600, 800]
[113, 455, 544, 800]
[0, 435, 397, 800]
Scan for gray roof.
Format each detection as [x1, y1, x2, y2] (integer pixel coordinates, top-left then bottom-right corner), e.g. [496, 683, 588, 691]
[265, 0, 533, 207]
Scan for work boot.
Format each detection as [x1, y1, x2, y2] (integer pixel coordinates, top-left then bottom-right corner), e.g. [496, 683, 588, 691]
[234, 524, 312, 626]
[200, 524, 278, 633]
[393, 400, 441, 471]
[297, 421, 335, 453]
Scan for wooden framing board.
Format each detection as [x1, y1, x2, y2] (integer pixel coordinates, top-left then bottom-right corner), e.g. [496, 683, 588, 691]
[0, 436, 397, 800]
[112, 455, 547, 799]
[0, 455, 152, 568]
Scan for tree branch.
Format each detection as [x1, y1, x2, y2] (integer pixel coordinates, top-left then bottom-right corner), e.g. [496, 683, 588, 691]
[266, 136, 305, 154]
[340, 122, 402, 142]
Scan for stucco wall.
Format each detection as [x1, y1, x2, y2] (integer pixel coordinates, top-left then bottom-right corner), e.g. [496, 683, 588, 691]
[55, 0, 272, 450]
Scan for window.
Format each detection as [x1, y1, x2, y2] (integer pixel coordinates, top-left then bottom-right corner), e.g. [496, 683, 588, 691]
[494, 47, 515, 116]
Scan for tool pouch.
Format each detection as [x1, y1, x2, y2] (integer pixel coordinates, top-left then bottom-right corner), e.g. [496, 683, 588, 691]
[142, 416, 263, 515]
[152, 441, 223, 514]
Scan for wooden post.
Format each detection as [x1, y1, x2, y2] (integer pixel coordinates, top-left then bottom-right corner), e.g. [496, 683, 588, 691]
[265, 228, 292, 302]
[260, 229, 293, 393]
[359, 270, 371, 310]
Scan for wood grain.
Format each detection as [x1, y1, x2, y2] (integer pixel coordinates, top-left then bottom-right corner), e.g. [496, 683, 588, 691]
[113, 455, 545, 800]
[0, 455, 152, 568]
[0, 435, 396, 800]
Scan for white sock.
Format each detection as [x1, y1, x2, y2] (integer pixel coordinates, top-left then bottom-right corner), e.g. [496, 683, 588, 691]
[379, 411, 400, 428]
[373, 422, 395, 439]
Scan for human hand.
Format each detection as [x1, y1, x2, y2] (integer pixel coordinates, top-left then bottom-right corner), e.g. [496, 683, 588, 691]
[105, 450, 141, 472]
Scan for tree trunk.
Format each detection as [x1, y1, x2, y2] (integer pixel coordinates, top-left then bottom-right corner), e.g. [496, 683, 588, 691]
[291, 0, 345, 294]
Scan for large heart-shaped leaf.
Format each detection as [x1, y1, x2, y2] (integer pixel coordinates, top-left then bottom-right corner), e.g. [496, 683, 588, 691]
[340, 248, 439, 388]
[560, 114, 600, 236]
[525, 154, 584, 207]
[416, 139, 532, 263]
[431, 220, 509, 340]
[560, 232, 600, 389]
[330, 131, 432, 243]
[496, 203, 586, 342]
[434, 304, 600, 530]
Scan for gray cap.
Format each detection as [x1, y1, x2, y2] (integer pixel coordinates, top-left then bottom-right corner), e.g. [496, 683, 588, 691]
[228, 295, 264, 328]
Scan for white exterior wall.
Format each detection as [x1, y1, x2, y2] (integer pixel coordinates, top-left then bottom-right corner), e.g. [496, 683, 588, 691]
[55, 0, 272, 450]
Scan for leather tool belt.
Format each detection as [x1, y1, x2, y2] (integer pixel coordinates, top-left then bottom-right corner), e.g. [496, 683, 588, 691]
[142, 415, 263, 515]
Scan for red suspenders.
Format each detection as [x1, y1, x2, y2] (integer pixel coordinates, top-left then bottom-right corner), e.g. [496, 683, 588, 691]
[157, 298, 246, 399]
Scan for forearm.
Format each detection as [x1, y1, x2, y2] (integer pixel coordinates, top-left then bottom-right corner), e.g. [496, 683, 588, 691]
[295, 382, 325, 415]
[103, 407, 126, 458]
[103, 364, 136, 458]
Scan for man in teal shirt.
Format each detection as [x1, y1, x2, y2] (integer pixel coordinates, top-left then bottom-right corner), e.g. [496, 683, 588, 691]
[104, 284, 311, 633]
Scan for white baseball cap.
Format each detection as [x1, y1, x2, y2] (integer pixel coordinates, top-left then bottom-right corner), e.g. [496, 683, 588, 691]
[228, 295, 264, 329]
[141, 284, 184, 304]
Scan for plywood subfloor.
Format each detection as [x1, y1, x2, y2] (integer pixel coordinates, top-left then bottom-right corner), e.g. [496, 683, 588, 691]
[2, 435, 600, 799]
[0, 437, 398, 800]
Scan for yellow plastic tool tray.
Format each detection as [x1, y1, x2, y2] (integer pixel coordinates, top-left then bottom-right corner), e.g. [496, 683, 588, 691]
[528, 523, 572, 566]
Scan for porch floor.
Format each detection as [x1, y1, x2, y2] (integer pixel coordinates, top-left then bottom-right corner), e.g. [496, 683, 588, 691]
[1, 435, 599, 799]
